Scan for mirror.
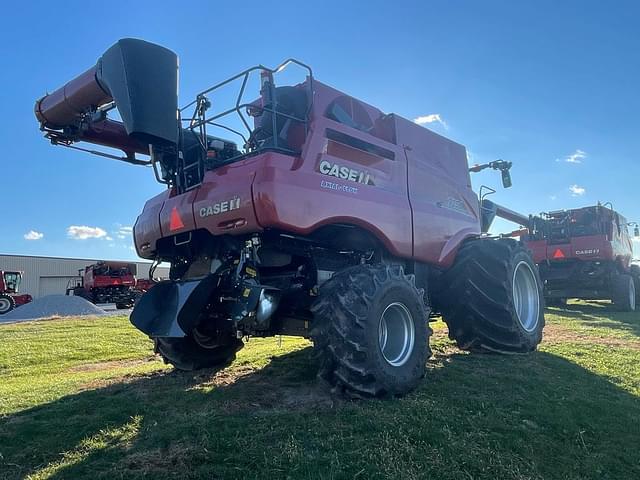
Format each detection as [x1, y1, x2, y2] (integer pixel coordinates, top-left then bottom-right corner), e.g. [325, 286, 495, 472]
[501, 169, 512, 188]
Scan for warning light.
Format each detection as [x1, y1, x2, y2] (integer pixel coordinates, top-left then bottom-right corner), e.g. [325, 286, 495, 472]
[169, 207, 185, 231]
[553, 248, 565, 259]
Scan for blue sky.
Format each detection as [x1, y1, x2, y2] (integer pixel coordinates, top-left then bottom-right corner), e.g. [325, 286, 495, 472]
[2, 0, 639, 260]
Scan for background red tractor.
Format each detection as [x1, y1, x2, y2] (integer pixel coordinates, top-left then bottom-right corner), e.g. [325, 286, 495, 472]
[0, 271, 33, 315]
[67, 261, 140, 309]
[524, 203, 640, 310]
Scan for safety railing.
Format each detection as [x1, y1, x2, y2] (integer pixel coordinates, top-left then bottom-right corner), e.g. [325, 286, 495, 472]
[176, 59, 314, 192]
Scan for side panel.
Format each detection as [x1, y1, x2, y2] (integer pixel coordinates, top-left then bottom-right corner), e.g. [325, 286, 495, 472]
[394, 116, 480, 267]
[134, 190, 169, 259]
[252, 118, 413, 258]
[193, 158, 261, 235]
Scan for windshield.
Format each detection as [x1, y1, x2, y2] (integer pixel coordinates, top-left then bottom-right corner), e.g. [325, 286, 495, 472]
[3, 272, 20, 292]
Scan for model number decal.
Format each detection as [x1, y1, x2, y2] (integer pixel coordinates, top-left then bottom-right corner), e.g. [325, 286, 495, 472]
[199, 197, 241, 217]
[575, 249, 600, 255]
[320, 179, 359, 194]
[319, 160, 373, 185]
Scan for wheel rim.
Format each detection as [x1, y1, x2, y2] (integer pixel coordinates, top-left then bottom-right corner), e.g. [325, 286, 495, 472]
[378, 302, 415, 367]
[0, 298, 11, 313]
[512, 261, 540, 332]
[192, 328, 221, 349]
[629, 280, 636, 311]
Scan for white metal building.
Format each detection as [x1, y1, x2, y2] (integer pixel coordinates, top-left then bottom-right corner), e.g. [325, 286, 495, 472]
[0, 254, 169, 298]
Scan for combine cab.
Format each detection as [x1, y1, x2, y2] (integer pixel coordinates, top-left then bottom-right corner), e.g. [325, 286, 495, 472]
[36, 38, 546, 397]
[0, 271, 32, 315]
[68, 261, 139, 309]
[525, 204, 639, 310]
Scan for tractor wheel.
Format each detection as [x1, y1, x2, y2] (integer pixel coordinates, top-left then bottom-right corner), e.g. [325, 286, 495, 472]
[154, 334, 244, 371]
[0, 294, 16, 315]
[311, 265, 431, 398]
[612, 273, 636, 312]
[435, 239, 544, 353]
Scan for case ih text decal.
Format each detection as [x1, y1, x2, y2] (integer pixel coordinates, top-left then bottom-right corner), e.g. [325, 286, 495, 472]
[199, 197, 241, 217]
[319, 160, 373, 185]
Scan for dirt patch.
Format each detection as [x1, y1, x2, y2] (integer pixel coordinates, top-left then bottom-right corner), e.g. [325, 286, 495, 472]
[196, 365, 337, 413]
[544, 323, 640, 350]
[124, 443, 194, 475]
[69, 357, 157, 373]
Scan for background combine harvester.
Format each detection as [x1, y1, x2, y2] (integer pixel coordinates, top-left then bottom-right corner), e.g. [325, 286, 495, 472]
[35, 38, 545, 397]
[524, 204, 639, 311]
[0, 271, 32, 315]
[67, 261, 142, 309]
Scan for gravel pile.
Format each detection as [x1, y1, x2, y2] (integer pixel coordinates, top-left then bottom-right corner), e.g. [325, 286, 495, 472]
[0, 295, 108, 323]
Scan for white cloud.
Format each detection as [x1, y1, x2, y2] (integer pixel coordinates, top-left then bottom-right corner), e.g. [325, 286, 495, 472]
[549, 195, 557, 201]
[67, 225, 107, 240]
[569, 184, 586, 196]
[113, 225, 133, 240]
[105, 236, 114, 241]
[557, 149, 586, 164]
[414, 114, 448, 129]
[24, 230, 44, 241]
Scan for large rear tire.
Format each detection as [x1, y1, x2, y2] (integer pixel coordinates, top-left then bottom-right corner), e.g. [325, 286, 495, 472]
[435, 239, 545, 353]
[311, 265, 431, 398]
[0, 294, 16, 315]
[155, 335, 244, 371]
[612, 273, 636, 312]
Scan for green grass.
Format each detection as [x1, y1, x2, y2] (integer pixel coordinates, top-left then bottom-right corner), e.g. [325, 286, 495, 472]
[1, 302, 639, 479]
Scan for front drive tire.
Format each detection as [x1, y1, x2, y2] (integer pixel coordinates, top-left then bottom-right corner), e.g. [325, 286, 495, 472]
[0, 294, 16, 315]
[435, 239, 545, 353]
[154, 335, 244, 371]
[311, 265, 432, 398]
[612, 273, 636, 312]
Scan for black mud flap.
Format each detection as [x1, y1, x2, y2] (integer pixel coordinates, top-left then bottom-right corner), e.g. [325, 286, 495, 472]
[130, 275, 219, 337]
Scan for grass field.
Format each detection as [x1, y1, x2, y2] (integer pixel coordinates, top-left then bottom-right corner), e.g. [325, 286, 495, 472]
[1, 302, 639, 480]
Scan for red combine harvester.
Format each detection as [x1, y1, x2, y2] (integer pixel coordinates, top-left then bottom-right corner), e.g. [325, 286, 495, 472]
[35, 38, 545, 397]
[0, 271, 33, 315]
[68, 261, 139, 309]
[524, 204, 639, 310]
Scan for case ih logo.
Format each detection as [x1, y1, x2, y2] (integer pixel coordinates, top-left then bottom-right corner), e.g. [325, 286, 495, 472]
[576, 249, 600, 256]
[319, 160, 373, 185]
[199, 197, 241, 217]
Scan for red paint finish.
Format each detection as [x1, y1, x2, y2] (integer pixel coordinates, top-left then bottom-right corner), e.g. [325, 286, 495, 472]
[397, 115, 479, 267]
[528, 235, 618, 264]
[133, 80, 485, 267]
[134, 191, 167, 258]
[194, 159, 261, 236]
[12, 294, 32, 307]
[82, 262, 136, 290]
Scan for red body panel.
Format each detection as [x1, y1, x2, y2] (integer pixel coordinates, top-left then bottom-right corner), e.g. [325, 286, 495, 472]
[13, 294, 32, 306]
[82, 262, 137, 290]
[525, 206, 633, 270]
[527, 235, 617, 264]
[134, 81, 480, 267]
